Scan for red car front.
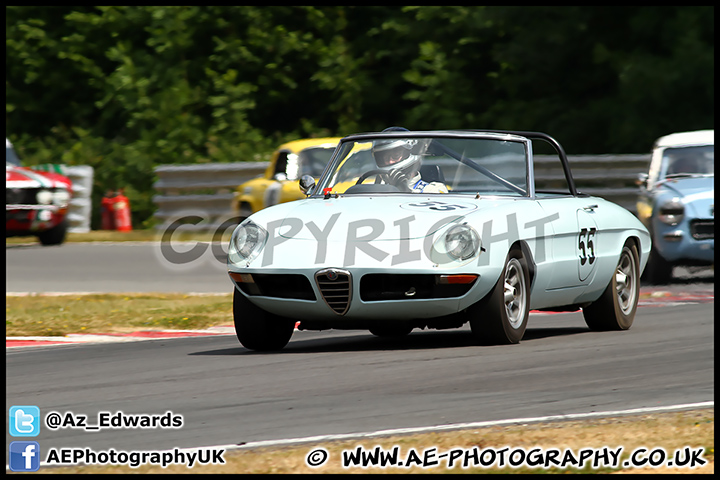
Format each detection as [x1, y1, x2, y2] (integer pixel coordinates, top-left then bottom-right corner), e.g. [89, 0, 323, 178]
[6, 163, 73, 245]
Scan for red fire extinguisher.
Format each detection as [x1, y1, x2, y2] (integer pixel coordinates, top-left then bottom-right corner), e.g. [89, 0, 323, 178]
[113, 189, 132, 232]
[101, 191, 116, 230]
[101, 190, 132, 231]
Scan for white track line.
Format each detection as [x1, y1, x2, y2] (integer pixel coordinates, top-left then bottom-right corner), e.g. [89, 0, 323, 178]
[201, 401, 715, 452]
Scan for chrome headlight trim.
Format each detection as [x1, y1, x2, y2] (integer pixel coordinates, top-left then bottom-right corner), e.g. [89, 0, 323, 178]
[228, 219, 268, 265]
[658, 197, 684, 225]
[444, 223, 481, 261]
[429, 222, 482, 266]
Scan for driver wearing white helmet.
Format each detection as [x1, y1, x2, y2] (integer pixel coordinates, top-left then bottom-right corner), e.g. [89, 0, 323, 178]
[371, 127, 448, 193]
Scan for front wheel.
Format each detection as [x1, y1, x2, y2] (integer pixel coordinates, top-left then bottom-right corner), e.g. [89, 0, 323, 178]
[38, 219, 67, 246]
[583, 242, 640, 331]
[641, 246, 673, 285]
[233, 289, 294, 351]
[469, 248, 530, 345]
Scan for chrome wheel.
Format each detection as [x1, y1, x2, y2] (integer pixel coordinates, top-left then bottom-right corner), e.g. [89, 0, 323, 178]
[582, 241, 640, 331]
[504, 258, 527, 329]
[615, 247, 638, 316]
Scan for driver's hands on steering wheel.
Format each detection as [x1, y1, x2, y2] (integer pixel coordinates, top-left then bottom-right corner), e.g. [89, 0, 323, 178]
[387, 168, 410, 191]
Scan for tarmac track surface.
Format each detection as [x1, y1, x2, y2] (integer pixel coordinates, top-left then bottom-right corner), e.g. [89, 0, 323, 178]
[6, 302, 714, 454]
[5, 242, 714, 454]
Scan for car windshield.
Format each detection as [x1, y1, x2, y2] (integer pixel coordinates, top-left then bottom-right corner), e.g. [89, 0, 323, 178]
[6, 145, 21, 166]
[662, 145, 714, 178]
[296, 147, 335, 178]
[314, 134, 528, 197]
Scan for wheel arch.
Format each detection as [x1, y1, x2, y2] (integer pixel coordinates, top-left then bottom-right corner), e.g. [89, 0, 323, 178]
[511, 239, 537, 290]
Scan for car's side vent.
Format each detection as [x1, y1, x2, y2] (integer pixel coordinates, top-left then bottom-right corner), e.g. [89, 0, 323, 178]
[315, 268, 352, 315]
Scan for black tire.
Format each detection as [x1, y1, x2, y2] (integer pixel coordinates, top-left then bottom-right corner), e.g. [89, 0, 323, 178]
[469, 248, 530, 345]
[641, 246, 673, 285]
[583, 242, 640, 331]
[369, 322, 413, 338]
[233, 288, 294, 351]
[38, 219, 67, 246]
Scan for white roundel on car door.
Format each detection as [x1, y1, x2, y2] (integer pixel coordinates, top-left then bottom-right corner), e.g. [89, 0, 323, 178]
[576, 208, 598, 283]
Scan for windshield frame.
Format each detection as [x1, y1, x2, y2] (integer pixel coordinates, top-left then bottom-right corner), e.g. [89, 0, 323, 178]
[311, 130, 565, 199]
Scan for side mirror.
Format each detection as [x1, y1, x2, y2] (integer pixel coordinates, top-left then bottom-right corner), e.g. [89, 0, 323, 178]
[299, 175, 316, 195]
[636, 173, 648, 188]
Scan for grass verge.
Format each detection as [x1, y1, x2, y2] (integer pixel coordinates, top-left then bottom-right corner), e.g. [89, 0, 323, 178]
[5, 293, 232, 337]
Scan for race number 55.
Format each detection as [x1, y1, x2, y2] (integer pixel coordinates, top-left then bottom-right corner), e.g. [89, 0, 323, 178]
[578, 227, 597, 265]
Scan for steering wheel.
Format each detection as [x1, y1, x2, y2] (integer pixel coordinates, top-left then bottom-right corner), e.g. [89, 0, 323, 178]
[355, 169, 390, 185]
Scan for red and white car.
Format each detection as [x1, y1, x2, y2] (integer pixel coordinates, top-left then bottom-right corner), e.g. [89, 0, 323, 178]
[6, 139, 72, 245]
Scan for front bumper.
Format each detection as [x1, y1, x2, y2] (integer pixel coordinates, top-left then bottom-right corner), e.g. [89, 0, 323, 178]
[229, 267, 494, 322]
[652, 216, 714, 264]
[6, 205, 67, 236]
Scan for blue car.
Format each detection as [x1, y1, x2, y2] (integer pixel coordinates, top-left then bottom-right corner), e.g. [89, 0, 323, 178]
[636, 130, 714, 284]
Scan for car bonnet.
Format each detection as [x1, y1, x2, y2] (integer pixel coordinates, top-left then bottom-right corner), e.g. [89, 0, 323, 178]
[263, 195, 482, 242]
[657, 176, 713, 200]
[6, 165, 70, 190]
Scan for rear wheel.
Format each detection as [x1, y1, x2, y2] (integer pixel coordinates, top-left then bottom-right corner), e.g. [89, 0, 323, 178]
[233, 288, 294, 351]
[469, 248, 530, 345]
[583, 242, 639, 331]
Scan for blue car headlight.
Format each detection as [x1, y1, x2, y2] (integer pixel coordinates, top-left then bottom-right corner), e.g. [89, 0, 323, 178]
[658, 198, 684, 225]
[228, 219, 267, 265]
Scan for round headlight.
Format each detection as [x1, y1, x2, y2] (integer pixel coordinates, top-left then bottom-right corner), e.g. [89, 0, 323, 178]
[658, 198, 684, 225]
[52, 190, 70, 206]
[444, 224, 481, 261]
[229, 220, 267, 264]
[36, 190, 53, 205]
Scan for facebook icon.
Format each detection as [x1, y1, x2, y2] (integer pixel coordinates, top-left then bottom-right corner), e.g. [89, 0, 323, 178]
[9, 441, 41, 472]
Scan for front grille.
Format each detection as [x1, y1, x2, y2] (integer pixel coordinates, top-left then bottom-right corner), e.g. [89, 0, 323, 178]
[690, 219, 714, 240]
[237, 274, 315, 300]
[6, 188, 39, 206]
[315, 268, 352, 315]
[360, 274, 476, 301]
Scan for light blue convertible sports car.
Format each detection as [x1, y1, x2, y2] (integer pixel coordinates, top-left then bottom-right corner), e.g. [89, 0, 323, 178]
[227, 128, 651, 351]
[636, 130, 714, 284]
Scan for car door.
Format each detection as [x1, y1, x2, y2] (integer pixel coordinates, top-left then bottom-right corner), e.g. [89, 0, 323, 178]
[538, 197, 600, 290]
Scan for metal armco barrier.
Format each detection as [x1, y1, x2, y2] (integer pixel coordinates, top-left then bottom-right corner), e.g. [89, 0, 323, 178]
[153, 162, 268, 230]
[152, 155, 651, 231]
[534, 154, 650, 212]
